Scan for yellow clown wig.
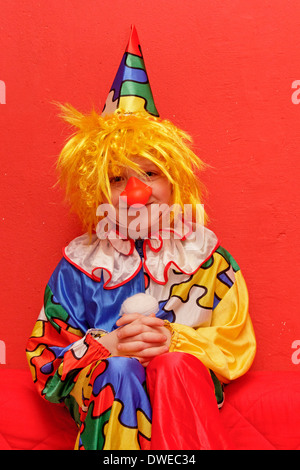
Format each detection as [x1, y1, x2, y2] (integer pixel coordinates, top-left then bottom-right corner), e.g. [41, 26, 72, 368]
[56, 104, 207, 236]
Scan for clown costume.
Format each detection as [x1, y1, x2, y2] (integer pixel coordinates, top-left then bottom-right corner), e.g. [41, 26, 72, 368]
[26, 26, 256, 450]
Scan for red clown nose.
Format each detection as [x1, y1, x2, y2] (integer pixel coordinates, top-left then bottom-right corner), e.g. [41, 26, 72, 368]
[120, 177, 152, 206]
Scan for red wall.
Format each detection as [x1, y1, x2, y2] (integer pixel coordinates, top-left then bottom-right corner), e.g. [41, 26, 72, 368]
[1, 1, 300, 371]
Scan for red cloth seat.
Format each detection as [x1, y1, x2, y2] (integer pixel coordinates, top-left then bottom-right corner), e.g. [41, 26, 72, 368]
[0, 369, 77, 450]
[220, 370, 300, 450]
[0, 368, 299, 450]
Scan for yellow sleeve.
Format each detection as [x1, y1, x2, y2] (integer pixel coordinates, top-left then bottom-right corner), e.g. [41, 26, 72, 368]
[166, 269, 256, 383]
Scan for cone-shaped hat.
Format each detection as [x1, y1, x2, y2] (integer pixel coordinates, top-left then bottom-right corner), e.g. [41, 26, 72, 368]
[102, 25, 159, 117]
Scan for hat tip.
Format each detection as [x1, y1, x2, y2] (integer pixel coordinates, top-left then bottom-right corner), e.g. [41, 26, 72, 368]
[102, 24, 159, 118]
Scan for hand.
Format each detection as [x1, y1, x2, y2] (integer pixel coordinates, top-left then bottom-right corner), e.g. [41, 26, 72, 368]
[115, 313, 171, 366]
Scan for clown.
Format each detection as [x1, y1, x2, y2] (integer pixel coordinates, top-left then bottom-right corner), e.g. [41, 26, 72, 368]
[26, 26, 256, 450]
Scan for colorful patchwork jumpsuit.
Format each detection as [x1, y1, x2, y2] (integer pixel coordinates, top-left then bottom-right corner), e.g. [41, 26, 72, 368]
[26, 227, 256, 450]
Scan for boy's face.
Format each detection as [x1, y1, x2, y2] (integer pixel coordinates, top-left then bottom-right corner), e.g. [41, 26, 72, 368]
[107, 157, 172, 236]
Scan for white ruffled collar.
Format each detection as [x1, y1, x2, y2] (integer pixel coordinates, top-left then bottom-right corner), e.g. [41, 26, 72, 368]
[63, 226, 219, 289]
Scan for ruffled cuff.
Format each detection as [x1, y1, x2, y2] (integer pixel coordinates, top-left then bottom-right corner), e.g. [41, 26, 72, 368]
[163, 320, 178, 352]
[61, 330, 110, 380]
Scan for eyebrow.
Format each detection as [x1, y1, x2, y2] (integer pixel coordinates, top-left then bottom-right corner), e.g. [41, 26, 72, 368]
[137, 161, 159, 170]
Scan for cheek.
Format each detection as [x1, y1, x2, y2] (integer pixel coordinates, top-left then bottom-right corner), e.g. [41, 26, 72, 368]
[154, 180, 172, 204]
[109, 187, 123, 208]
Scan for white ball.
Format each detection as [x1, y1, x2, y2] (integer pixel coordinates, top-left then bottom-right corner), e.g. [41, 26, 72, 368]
[120, 293, 159, 316]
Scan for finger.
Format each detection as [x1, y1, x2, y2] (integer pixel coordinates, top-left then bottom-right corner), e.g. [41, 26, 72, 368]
[115, 313, 142, 327]
[118, 342, 169, 356]
[117, 323, 166, 340]
[117, 340, 163, 353]
[139, 360, 150, 367]
[116, 314, 164, 327]
[119, 331, 167, 344]
[116, 312, 141, 322]
[136, 345, 169, 358]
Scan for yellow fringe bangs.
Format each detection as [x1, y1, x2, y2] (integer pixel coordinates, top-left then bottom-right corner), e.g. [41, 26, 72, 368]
[56, 104, 207, 235]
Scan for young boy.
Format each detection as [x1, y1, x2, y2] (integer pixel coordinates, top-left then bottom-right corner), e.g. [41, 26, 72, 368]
[26, 26, 256, 450]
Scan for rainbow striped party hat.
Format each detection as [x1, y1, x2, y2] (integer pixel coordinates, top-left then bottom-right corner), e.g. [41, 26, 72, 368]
[102, 25, 159, 117]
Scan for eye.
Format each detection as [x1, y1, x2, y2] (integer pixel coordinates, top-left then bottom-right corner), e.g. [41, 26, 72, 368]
[109, 176, 124, 184]
[144, 170, 159, 179]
